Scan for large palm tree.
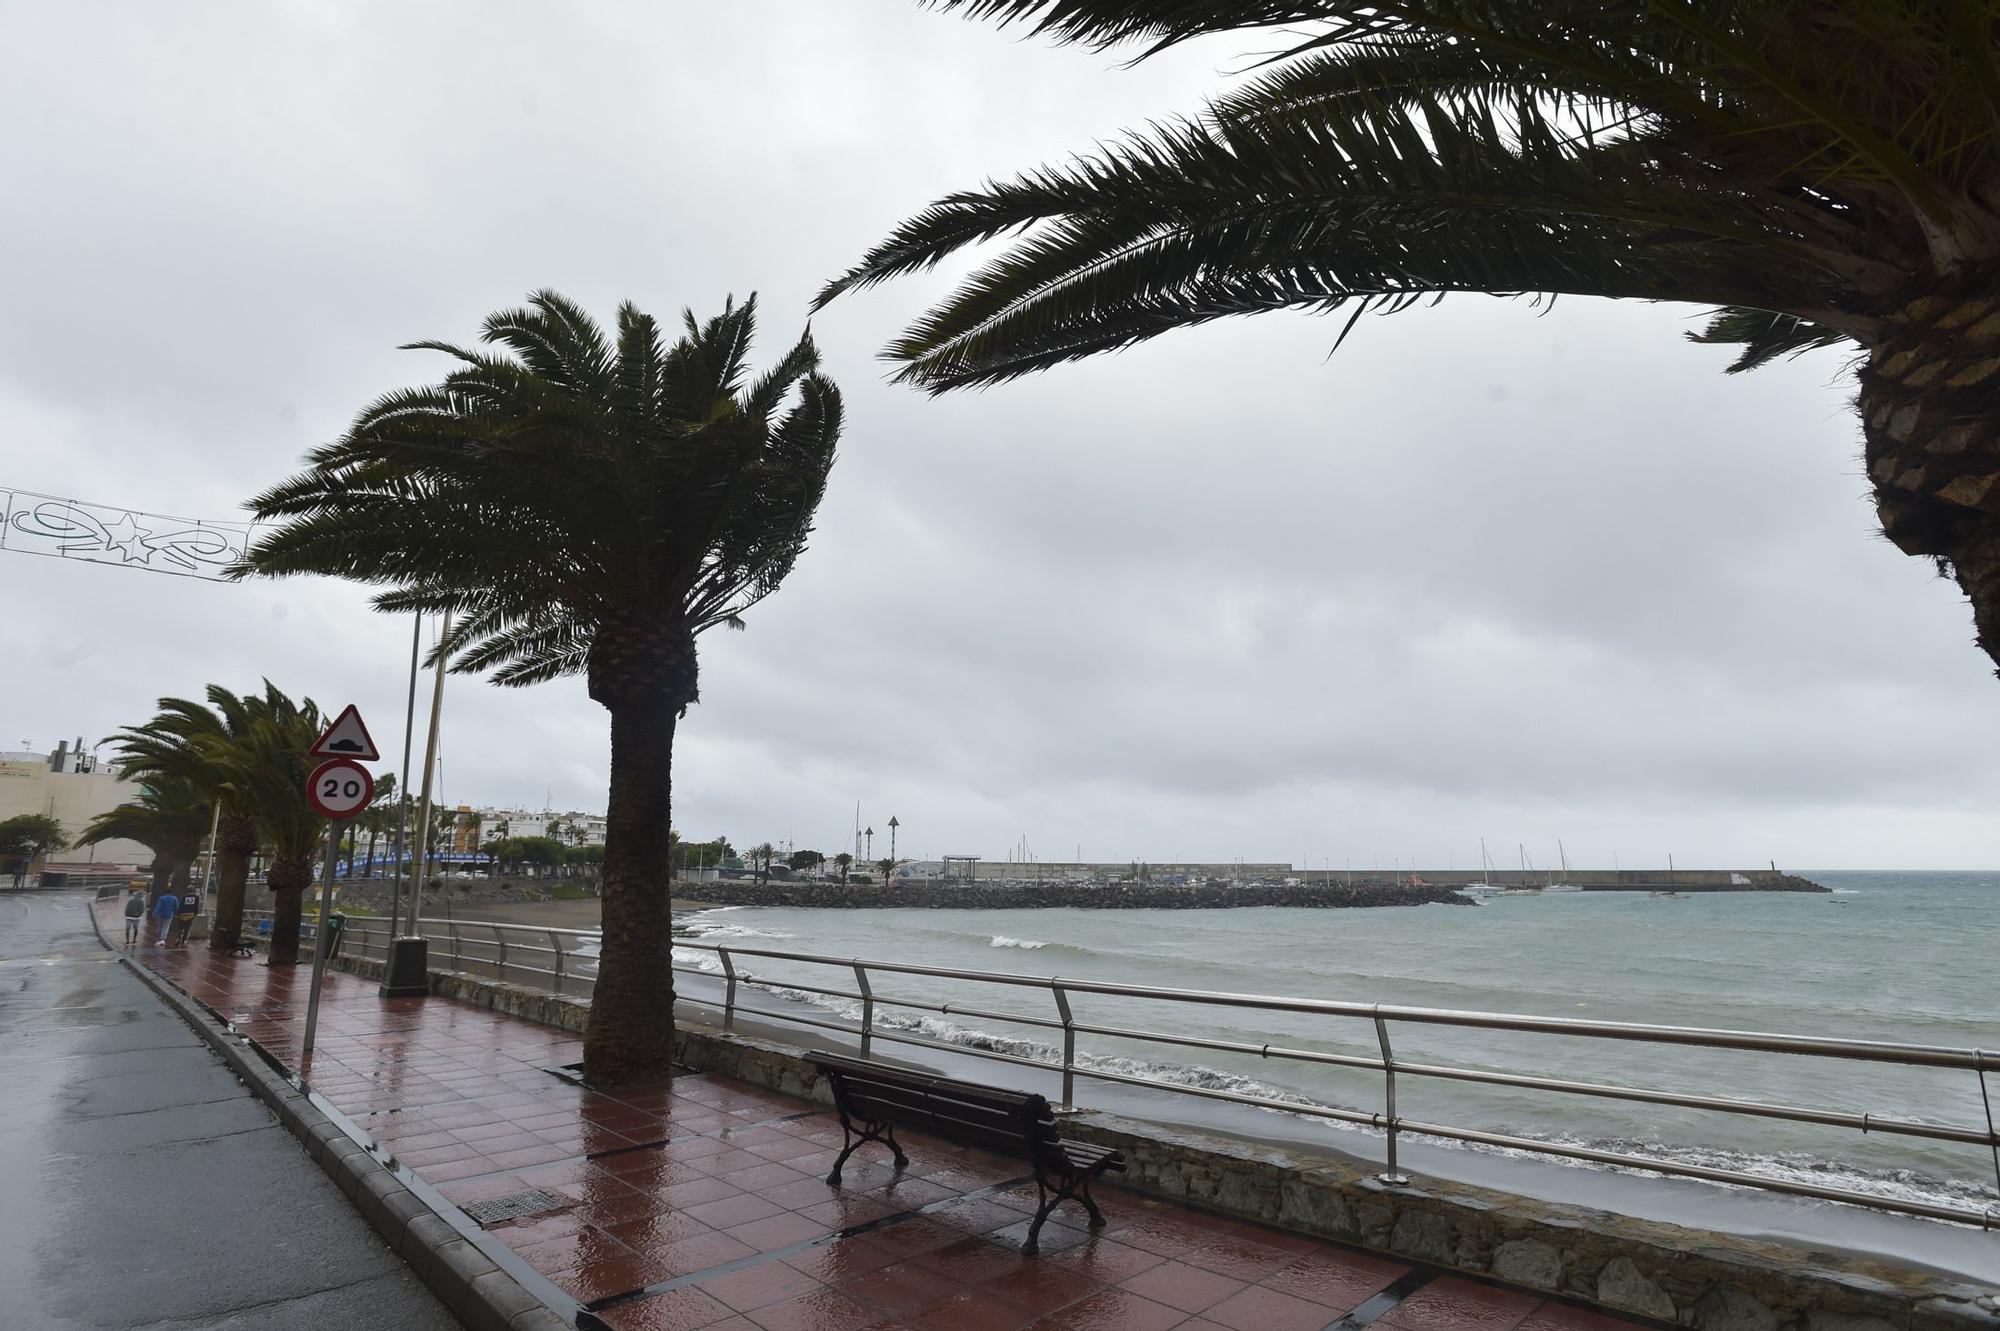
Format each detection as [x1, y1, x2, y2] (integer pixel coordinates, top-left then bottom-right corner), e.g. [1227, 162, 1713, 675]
[239, 291, 843, 1084]
[77, 773, 210, 903]
[192, 687, 324, 964]
[111, 688, 266, 945]
[826, 1, 2000, 675]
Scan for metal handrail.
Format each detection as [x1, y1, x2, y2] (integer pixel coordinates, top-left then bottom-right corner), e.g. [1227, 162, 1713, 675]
[247, 909, 2000, 1230]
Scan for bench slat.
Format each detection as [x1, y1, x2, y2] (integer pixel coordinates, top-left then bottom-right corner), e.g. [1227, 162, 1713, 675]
[809, 1050, 1125, 1198]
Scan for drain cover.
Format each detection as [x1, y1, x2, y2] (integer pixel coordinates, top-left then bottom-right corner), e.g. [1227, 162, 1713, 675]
[460, 1189, 570, 1226]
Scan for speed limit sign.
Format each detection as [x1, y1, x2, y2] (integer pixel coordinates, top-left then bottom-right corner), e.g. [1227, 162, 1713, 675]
[308, 758, 374, 820]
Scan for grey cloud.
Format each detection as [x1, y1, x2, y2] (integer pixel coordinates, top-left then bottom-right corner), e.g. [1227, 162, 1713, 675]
[2, 1, 1995, 869]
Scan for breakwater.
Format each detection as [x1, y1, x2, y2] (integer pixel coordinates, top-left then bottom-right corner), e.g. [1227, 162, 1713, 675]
[677, 879, 1474, 909]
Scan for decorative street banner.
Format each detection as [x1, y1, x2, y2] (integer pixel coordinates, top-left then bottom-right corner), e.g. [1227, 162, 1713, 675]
[0, 488, 256, 581]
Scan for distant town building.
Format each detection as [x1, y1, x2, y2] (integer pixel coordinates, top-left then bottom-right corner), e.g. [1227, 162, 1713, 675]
[0, 739, 147, 868]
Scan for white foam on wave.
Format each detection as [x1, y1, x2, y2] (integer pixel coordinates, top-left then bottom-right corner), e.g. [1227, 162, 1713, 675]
[682, 956, 1990, 1217]
[990, 935, 1049, 950]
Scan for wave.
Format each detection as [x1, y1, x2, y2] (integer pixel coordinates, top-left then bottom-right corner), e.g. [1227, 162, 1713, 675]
[990, 935, 1049, 950]
[677, 953, 1991, 1219]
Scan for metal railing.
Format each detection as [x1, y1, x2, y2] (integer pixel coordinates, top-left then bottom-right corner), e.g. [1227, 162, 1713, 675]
[284, 911, 2000, 1230]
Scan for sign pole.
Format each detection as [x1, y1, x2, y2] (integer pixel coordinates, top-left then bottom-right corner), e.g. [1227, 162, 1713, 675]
[298, 708, 381, 1063]
[300, 819, 340, 1068]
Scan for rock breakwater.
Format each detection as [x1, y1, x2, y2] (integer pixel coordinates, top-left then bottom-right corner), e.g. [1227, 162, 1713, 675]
[675, 879, 1474, 910]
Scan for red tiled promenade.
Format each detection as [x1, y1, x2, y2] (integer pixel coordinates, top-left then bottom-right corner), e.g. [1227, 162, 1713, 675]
[105, 903, 1646, 1331]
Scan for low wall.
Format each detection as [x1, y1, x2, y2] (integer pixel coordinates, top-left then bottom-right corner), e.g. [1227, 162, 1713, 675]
[323, 951, 1996, 1331]
[671, 879, 1475, 909]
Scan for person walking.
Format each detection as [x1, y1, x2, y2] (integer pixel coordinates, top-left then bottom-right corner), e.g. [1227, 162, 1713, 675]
[151, 890, 178, 946]
[170, 886, 203, 946]
[122, 884, 147, 946]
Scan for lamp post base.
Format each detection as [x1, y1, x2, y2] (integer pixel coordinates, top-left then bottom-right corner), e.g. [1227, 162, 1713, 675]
[379, 936, 430, 997]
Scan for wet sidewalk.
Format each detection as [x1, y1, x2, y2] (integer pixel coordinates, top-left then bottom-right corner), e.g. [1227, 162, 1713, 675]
[103, 899, 1644, 1331]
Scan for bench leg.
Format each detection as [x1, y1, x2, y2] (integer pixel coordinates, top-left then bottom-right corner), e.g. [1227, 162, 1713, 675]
[1077, 1173, 1107, 1228]
[826, 1117, 907, 1185]
[1023, 1169, 1108, 1253]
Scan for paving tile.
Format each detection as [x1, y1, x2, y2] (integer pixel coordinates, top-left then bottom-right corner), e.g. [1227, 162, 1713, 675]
[906, 1288, 1041, 1331]
[1179, 1233, 1299, 1282]
[1117, 1262, 1248, 1315]
[1377, 1278, 1543, 1331]
[977, 1263, 1106, 1317]
[1044, 1239, 1168, 1285]
[602, 1208, 714, 1251]
[696, 1260, 829, 1313]
[727, 1211, 835, 1251]
[658, 1176, 752, 1209]
[683, 1192, 786, 1228]
[1047, 1288, 1190, 1331]
[746, 1288, 881, 1331]
[1514, 1305, 1648, 1331]
[1260, 1249, 1408, 1310]
[651, 1230, 761, 1276]
[1200, 1285, 1331, 1331]
[553, 1252, 675, 1305]
[834, 1258, 966, 1314]
[603, 1287, 745, 1331]
[784, 1236, 904, 1282]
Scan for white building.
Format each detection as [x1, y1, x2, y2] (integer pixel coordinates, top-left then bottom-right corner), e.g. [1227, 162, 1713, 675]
[0, 739, 148, 867]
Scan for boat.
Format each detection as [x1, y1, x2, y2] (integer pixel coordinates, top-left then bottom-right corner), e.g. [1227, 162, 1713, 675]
[1543, 839, 1583, 892]
[1650, 890, 1691, 900]
[1458, 839, 1507, 899]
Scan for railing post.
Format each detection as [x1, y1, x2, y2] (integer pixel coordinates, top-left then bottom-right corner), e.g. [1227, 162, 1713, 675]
[548, 929, 564, 994]
[852, 963, 874, 1057]
[1374, 1010, 1409, 1185]
[449, 923, 462, 973]
[494, 926, 508, 983]
[719, 949, 738, 1028]
[1052, 981, 1076, 1106]
[1978, 1057, 1999, 1210]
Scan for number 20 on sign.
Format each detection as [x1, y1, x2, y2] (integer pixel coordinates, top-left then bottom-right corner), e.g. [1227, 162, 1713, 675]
[308, 758, 374, 820]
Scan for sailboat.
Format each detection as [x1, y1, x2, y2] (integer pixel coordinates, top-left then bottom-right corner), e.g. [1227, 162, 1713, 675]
[1458, 840, 1506, 900]
[1499, 843, 1544, 895]
[1544, 839, 1583, 892]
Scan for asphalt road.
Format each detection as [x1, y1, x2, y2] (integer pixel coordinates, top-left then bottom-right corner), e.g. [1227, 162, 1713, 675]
[0, 891, 464, 1330]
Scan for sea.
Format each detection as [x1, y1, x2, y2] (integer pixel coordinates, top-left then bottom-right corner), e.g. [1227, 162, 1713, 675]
[669, 871, 2000, 1228]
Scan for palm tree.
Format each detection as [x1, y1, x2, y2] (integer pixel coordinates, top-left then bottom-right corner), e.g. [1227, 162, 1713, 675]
[240, 291, 843, 1084]
[0, 814, 67, 886]
[749, 841, 778, 883]
[834, 851, 853, 885]
[827, 2, 2000, 676]
[78, 775, 210, 902]
[190, 687, 323, 965]
[111, 688, 265, 946]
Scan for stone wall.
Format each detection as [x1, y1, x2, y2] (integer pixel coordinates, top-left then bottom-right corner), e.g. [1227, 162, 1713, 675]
[324, 951, 1996, 1331]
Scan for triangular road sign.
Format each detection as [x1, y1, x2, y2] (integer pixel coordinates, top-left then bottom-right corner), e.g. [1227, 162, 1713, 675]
[310, 704, 380, 761]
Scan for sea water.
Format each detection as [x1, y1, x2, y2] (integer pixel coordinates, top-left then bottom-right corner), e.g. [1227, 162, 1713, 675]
[672, 871, 2000, 1218]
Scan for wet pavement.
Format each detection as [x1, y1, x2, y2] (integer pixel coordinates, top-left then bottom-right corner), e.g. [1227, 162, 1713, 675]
[0, 891, 462, 1330]
[97, 895, 1651, 1331]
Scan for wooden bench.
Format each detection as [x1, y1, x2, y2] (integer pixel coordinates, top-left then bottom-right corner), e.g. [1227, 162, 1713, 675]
[809, 1050, 1124, 1253]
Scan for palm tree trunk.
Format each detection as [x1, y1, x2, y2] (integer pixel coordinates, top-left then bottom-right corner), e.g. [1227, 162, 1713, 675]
[209, 804, 257, 951]
[266, 851, 311, 966]
[364, 825, 380, 878]
[146, 858, 172, 906]
[581, 697, 678, 1084]
[1860, 287, 2000, 674]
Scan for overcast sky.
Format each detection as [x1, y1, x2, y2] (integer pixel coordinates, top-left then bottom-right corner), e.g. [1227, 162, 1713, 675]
[3, 1, 1995, 869]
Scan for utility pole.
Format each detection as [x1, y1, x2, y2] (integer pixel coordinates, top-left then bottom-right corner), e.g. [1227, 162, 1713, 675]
[384, 612, 448, 998]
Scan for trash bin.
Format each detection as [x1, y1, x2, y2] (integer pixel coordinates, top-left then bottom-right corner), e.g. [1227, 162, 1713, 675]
[319, 912, 347, 961]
